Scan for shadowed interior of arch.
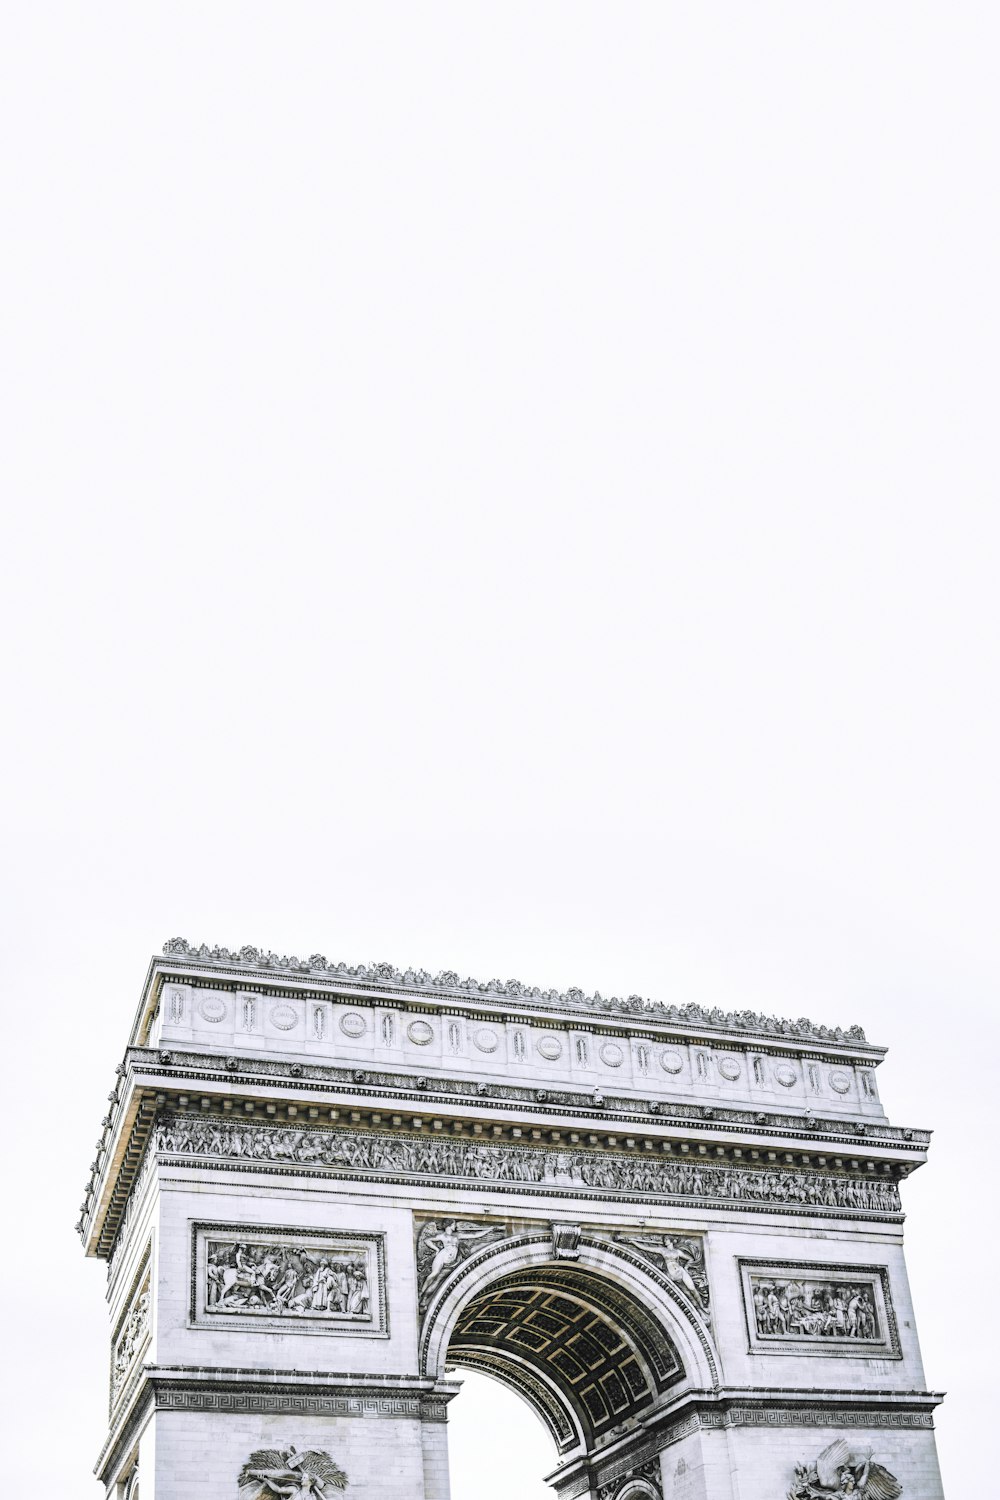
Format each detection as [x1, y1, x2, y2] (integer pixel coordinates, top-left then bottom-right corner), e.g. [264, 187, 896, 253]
[444, 1262, 686, 1454]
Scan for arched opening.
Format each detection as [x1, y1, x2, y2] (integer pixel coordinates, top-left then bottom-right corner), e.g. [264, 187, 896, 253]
[447, 1368, 557, 1500]
[445, 1259, 683, 1453]
[421, 1229, 714, 1497]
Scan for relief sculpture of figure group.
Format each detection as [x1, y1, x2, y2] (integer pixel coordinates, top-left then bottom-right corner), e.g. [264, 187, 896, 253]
[154, 1116, 900, 1216]
[206, 1240, 370, 1319]
[751, 1276, 880, 1340]
[238, 1446, 347, 1499]
[414, 1219, 506, 1309]
[111, 1283, 150, 1402]
[788, 1440, 902, 1499]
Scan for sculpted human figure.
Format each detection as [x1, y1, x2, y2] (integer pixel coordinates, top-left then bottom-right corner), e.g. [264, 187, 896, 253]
[616, 1232, 708, 1309]
[347, 1265, 369, 1315]
[309, 1258, 334, 1312]
[274, 1264, 299, 1308]
[787, 1439, 902, 1499]
[206, 1252, 224, 1306]
[417, 1220, 500, 1305]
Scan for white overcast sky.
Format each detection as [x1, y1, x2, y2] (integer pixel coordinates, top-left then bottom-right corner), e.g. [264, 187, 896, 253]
[1, 5, 997, 1496]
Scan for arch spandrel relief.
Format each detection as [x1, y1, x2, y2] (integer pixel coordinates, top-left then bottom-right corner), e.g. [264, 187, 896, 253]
[79, 942, 943, 1500]
[415, 1223, 722, 1421]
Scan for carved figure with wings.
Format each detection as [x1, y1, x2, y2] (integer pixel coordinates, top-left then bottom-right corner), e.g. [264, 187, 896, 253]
[238, 1445, 348, 1498]
[788, 1441, 902, 1500]
[415, 1219, 505, 1309]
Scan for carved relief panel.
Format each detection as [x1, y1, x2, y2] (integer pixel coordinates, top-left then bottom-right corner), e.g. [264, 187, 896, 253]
[190, 1223, 388, 1337]
[111, 1245, 151, 1410]
[610, 1230, 710, 1319]
[739, 1258, 900, 1358]
[155, 1115, 902, 1219]
[413, 1216, 512, 1310]
[789, 1440, 902, 1498]
[239, 1446, 348, 1497]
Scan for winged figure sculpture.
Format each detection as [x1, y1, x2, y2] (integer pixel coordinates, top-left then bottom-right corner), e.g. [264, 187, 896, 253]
[238, 1446, 348, 1498]
[415, 1219, 505, 1309]
[788, 1440, 902, 1499]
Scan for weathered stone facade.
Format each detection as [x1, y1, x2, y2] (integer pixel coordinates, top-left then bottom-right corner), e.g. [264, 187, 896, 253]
[79, 941, 944, 1499]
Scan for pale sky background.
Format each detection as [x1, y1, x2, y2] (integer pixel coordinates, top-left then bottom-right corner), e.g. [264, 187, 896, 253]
[1, 5, 997, 1495]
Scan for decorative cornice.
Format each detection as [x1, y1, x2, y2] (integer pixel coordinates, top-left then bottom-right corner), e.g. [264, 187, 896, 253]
[131, 1048, 926, 1145]
[94, 1366, 460, 1482]
[160, 938, 870, 1047]
[651, 1395, 941, 1442]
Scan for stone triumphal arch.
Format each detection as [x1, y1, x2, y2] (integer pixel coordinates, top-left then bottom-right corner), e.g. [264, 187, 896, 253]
[79, 941, 944, 1500]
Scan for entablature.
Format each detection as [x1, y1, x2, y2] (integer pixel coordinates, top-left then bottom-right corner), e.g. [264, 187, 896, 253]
[79, 1045, 930, 1261]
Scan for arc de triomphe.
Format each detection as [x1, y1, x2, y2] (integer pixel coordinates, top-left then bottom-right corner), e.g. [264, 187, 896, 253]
[79, 940, 944, 1500]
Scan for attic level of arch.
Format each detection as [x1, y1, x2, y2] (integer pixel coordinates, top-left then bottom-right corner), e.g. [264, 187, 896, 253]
[154, 940, 880, 1051]
[143, 967, 887, 1066]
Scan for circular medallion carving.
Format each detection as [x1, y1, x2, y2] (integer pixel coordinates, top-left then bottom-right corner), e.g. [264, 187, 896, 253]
[718, 1055, 741, 1081]
[474, 1027, 499, 1053]
[829, 1069, 852, 1094]
[339, 1011, 367, 1038]
[599, 1042, 624, 1068]
[774, 1062, 797, 1088]
[660, 1049, 684, 1074]
[198, 997, 226, 1023]
[407, 1020, 434, 1046]
[269, 1004, 298, 1031]
[537, 1034, 563, 1061]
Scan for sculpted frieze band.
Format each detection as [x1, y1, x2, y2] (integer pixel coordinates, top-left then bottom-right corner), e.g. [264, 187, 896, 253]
[154, 1115, 901, 1216]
